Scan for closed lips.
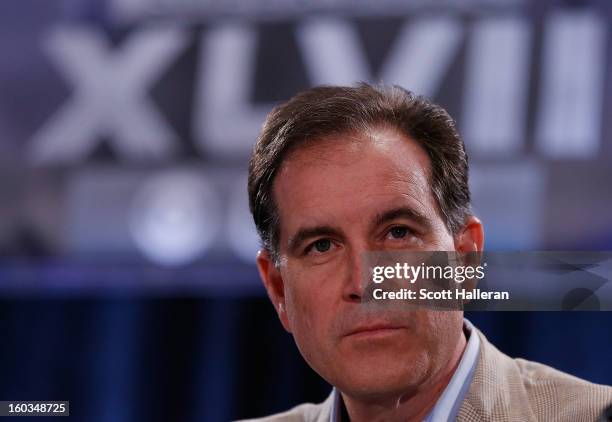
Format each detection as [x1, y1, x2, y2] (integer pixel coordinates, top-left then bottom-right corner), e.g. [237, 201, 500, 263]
[345, 323, 406, 336]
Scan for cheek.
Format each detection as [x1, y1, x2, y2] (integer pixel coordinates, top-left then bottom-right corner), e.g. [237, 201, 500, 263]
[419, 311, 464, 358]
[284, 286, 316, 333]
[282, 265, 342, 340]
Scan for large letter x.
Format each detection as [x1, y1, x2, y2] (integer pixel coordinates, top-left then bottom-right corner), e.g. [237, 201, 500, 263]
[30, 26, 188, 164]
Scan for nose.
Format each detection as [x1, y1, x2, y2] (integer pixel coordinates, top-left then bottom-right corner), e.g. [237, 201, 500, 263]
[341, 244, 369, 303]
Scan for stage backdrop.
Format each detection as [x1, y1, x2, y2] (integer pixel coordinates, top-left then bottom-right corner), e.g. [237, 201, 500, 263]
[0, 0, 611, 421]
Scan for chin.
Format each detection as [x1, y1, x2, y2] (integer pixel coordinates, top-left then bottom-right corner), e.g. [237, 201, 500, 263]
[332, 353, 431, 400]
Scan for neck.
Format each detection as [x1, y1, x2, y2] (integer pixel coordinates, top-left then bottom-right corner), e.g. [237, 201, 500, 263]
[341, 329, 468, 422]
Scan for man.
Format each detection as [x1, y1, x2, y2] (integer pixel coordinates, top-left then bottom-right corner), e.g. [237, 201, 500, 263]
[244, 83, 612, 421]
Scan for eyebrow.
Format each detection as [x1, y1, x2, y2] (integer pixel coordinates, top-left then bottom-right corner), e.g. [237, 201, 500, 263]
[287, 225, 341, 255]
[370, 206, 432, 231]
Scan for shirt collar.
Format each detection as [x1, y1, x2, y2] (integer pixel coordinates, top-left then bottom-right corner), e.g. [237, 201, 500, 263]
[330, 318, 480, 422]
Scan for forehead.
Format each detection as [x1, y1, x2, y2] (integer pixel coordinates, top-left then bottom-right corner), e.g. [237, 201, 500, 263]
[272, 127, 439, 234]
[283, 126, 430, 174]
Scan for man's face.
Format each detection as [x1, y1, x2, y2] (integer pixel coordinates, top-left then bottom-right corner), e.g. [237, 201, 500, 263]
[261, 126, 468, 400]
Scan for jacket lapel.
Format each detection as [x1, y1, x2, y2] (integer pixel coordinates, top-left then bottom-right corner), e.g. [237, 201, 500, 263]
[457, 328, 537, 422]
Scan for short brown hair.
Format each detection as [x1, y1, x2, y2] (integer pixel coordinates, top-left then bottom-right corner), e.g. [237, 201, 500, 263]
[248, 83, 471, 264]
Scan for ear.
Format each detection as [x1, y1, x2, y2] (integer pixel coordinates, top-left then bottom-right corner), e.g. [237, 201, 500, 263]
[453, 216, 485, 295]
[256, 249, 292, 333]
[454, 215, 485, 253]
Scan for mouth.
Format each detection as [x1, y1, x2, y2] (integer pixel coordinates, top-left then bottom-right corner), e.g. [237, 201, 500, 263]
[344, 323, 407, 339]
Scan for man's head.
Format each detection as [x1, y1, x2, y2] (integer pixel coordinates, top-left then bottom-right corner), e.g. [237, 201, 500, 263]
[248, 83, 484, 401]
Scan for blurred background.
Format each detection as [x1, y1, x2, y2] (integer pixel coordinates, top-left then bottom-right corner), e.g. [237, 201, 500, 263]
[1, 0, 611, 420]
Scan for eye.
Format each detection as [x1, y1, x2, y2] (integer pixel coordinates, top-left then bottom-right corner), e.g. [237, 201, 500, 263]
[381, 225, 422, 250]
[388, 226, 410, 239]
[305, 238, 333, 255]
[312, 239, 331, 253]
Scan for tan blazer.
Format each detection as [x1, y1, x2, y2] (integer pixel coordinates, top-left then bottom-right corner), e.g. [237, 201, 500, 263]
[239, 328, 612, 421]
